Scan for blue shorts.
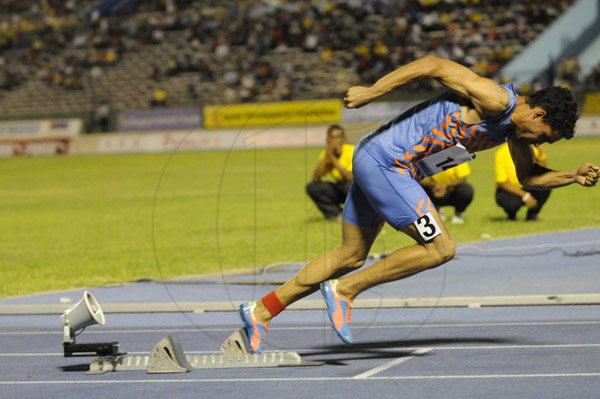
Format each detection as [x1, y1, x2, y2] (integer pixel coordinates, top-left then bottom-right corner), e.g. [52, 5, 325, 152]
[343, 144, 433, 231]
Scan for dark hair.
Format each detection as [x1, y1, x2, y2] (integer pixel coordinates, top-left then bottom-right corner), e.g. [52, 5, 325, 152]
[527, 86, 578, 139]
[327, 124, 345, 137]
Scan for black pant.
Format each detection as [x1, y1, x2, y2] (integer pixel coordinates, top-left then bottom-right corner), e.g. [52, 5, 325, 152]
[306, 180, 352, 219]
[423, 182, 474, 214]
[495, 187, 551, 220]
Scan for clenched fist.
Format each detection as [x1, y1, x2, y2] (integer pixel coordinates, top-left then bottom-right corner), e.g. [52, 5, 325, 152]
[576, 163, 600, 187]
[343, 86, 380, 109]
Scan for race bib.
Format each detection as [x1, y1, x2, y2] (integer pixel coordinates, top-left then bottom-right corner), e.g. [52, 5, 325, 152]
[413, 212, 442, 242]
[415, 144, 474, 178]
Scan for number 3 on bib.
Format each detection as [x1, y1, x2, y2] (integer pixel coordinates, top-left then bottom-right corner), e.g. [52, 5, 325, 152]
[413, 212, 442, 241]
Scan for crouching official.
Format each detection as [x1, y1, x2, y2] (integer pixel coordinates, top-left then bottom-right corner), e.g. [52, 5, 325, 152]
[306, 125, 355, 220]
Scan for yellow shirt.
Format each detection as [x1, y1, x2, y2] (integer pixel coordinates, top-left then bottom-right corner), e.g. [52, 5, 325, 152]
[153, 88, 168, 102]
[423, 163, 471, 186]
[495, 142, 546, 188]
[318, 144, 355, 182]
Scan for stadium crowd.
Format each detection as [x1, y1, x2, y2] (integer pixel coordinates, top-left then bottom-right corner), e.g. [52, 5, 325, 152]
[1, 0, 598, 120]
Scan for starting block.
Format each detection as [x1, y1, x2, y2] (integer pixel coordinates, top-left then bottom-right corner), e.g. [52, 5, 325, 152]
[220, 328, 249, 356]
[86, 329, 321, 374]
[87, 335, 192, 374]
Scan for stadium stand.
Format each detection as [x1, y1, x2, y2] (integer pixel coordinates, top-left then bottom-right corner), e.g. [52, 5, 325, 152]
[0, 0, 592, 125]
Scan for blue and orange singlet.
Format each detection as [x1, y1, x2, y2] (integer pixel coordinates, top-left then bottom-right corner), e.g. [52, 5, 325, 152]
[343, 84, 518, 230]
[359, 84, 517, 181]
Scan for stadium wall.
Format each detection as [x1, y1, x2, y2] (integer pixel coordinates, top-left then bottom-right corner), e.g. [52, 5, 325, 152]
[67, 115, 600, 156]
[0, 119, 82, 157]
[70, 126, 330, 155]
[2, 98, 600, 158]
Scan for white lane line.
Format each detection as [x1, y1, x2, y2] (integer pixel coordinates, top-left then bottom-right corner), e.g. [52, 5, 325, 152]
[352, 348, 432, 379]
[434, 343, 600, 351]
[2, 320, 600, 335]
[3, 343, 600, 357]
[1, 373, 600, 385]
[458, 239, 600, 253]
[0, 353, 63, 356]
[369, 373, 600, 380]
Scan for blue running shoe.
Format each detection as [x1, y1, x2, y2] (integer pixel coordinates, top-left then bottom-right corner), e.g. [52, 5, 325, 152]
[239, 301, 268, 354]
[320, 279, 353, 344]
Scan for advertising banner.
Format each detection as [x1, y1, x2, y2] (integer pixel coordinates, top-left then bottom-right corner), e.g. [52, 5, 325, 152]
[0, 138, 70, 157]
[117, 107, 202, 132]
[0, 119, 81, 139]
[0, 118, 79, 157]
[95, 126, 327, 154]
[203, 99, 342, 128]
[583, 92, 600, 115]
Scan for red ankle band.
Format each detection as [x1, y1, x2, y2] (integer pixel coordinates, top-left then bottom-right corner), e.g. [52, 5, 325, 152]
[261, 291, 285, 317]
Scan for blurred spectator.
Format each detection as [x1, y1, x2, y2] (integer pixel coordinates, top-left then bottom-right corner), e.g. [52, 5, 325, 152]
[184, 83, 197, 103]
[93, 100, 111, 132]
[198, 60, 215, 82]
[150, 63, 161, 82]
[90, 65, 103, 81]
[586, 64, 600, 89]
[223, 86, 238, 103]
[306, 125, 354, 221]
[303, 32, 318, 52]
[165, 57, 178, 76]
[494, 143, 552, 221]
[150, 86, 168, 107]
[0, 0, 585, 114]
[62, 69, 83, 90]
[558, 57, 580, 87]
[419, 164, 474, 224]
[239, 72, 256, 102]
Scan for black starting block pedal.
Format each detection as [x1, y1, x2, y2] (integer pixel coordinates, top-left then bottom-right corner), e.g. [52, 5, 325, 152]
[64, 341, 122, 357]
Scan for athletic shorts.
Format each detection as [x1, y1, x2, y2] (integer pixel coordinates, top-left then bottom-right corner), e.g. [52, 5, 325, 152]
[342, 144, 434, 231]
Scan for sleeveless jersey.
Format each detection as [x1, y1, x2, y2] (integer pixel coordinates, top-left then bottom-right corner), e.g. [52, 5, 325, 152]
[358, 84, 517, 181]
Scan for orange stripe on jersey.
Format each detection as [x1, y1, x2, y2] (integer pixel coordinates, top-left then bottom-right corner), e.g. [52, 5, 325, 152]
[448, 115, 459, 138]
[426, 197, 435, 213]
[434, 127, 454, 141]
[474, 137, 492, 151]
[469, 129, 484, 149]
[416, 198, 425, 216]
[423, 136, 447, 147]
[440, 114, 452, 130]
[472, 128, 494, 151]
[431, 127, 447, 140]
[457, 124, 468, 142]
[394, 159, 408, 174]
[413, 144, 427, 152]
[464, 125, 479, 147]
[404, 152, 417, 160]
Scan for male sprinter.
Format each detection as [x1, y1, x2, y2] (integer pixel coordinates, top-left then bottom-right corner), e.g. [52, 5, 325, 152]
[238, 55, 599, 353]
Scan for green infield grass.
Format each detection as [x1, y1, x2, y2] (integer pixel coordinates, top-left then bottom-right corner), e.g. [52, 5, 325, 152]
[1, 136, 599, 298]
